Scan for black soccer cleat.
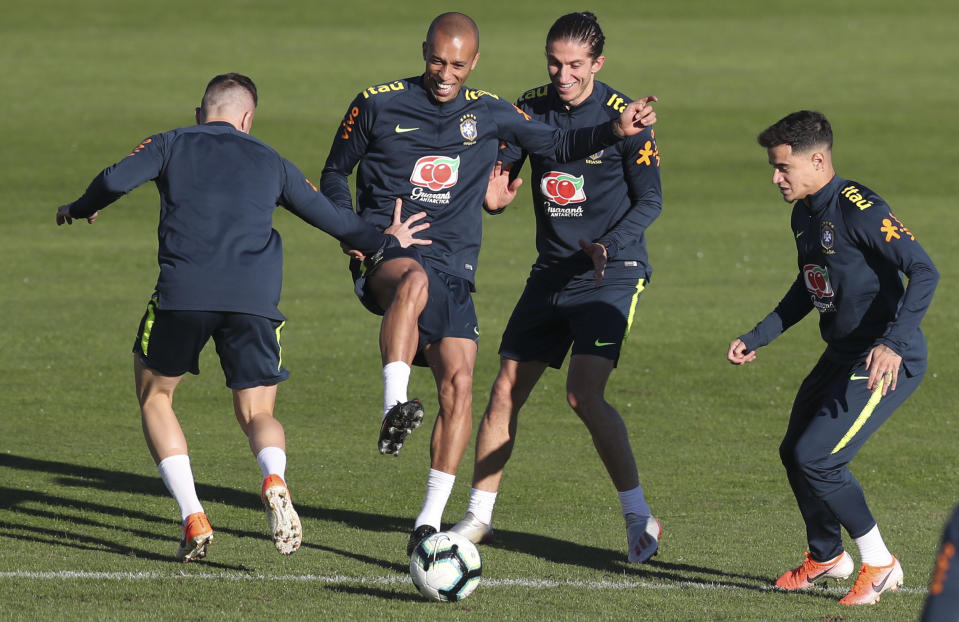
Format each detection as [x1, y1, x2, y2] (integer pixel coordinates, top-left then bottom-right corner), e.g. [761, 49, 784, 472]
[407, 524, 438, 557]
[378, 399, 425, 456]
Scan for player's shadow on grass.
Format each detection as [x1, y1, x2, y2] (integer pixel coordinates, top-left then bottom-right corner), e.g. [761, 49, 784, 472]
[0, 486, 247, 570]
[475, 529, 836, 600]
[0, 453, 413, 570]
[0, 453, 836, 600]
[325, 584, 423, 602]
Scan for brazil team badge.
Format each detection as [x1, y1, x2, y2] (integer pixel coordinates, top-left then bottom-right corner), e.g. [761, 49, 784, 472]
[459, 114, 477, 143]
[820, 221, 835, 252]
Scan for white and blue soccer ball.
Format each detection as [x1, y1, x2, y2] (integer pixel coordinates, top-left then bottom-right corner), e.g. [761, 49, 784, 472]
[409, 531, 482, 602]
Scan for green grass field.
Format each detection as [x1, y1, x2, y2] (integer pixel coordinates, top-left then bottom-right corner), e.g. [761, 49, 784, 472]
[2, 0, 958, 619]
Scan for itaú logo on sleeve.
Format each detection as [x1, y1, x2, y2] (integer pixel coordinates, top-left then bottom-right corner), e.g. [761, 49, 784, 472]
[410, 155, 460, 191]
[540, 171, 586, 206]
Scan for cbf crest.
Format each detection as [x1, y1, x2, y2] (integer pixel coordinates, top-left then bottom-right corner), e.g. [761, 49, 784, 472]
[820, 221, 835, 254]
[460, 114, 477, 145]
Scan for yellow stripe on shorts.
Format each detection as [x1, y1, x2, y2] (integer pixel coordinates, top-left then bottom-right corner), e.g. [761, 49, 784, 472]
[831, 377, 884, 455]
[275, 321, 285, 372]
[140, 298, 158, 356]
[623, 278, 646, 340]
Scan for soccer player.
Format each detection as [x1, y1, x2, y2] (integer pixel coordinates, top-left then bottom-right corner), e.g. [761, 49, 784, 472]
[727, 110, 938, 605]
[921, 504, 959, 621]
[320, 12, 658, 555]
[55, 73, 430, 562]
[448, 12, 663, 563]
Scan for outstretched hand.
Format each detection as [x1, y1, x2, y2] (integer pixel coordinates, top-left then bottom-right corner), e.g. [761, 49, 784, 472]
[56, 203, 97, 225]
[384, 198, 431, 249]
[484, 161, 523, 213]
[578, 238, 607, 286]
[727, 338, 757, 365]
[613, 95, 659, 137]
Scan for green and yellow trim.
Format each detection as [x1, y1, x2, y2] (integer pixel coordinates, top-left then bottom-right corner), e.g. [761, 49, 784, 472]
[275, 321, 286, 372]
[831, 378, 884, 455]
[140, 296, 158, 356]
[623, 278, 646, 341]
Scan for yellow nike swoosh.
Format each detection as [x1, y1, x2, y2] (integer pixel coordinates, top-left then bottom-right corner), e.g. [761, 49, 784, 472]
[850, 374, 869, 381]
[394, 125, 419, 133]
[594, 340, 615, 347]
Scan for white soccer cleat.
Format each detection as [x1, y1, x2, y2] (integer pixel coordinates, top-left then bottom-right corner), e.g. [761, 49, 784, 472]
[449, 512, 494, 545]
[261, 474, 302, 555]
[626, 514, 661, 563]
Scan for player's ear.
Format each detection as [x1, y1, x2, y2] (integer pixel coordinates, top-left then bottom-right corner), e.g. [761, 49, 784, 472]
[811, 151, 825, 171]
[470, 51, 480, 70]
[239, 109, 254, 134]
[422, 41, 429, 61]
[592, 55, 606, 73]
[195, 107, 204, 124]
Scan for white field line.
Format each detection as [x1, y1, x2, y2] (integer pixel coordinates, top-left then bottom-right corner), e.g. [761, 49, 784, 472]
[0, 570, 929, 595]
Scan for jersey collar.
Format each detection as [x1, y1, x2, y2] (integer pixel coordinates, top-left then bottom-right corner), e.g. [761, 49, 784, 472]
[550, 80, 605, 115]
[802, 174, 843, 214]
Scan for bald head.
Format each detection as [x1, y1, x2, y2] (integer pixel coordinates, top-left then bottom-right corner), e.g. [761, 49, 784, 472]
[426, 12, 479, 56]
[196, 73, 258, 133]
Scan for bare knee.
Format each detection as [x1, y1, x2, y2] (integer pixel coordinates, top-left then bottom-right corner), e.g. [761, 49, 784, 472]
[394, 268, 429, 308]
[487, 374, 517, 419]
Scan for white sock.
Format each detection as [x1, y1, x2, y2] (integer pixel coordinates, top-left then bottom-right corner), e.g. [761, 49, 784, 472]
[256, 446, 287, 480]
[414, 469, 456, 530]
[382, 361, 411, 420]
[157, 454, 204, 522]
[618, 484, 651, 518]
[465, 488, 498, 526]
[854, 524, 894, 566]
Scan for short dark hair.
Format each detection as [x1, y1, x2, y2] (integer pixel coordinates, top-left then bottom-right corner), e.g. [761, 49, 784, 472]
[203, 73, 258, 108]
[546, 12, 605, 59]
[426, 12, 479, 50]
[757, 110, 832, 152]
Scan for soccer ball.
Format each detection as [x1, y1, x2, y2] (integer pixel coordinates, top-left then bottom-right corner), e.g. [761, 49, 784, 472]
[409, 531, 482, 602]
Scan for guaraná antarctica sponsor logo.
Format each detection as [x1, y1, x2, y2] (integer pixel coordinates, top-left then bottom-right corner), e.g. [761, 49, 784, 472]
[409, 155, 460, 204]
[803, 263, 836, 312]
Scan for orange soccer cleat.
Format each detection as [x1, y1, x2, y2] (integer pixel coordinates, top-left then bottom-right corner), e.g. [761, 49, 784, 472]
[839, 556, 903, 606]
[175, 512, 214, 562]
[775, 551, 854, 590]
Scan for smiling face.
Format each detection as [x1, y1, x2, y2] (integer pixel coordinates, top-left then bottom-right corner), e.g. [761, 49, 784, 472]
[422, 30, 479, 103]
[546, 39, 604, 108]
[767, 143, 830, 202]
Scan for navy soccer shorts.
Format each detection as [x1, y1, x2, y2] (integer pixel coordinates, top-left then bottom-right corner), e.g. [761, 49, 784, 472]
[351, 247, 478, 367]
[133, 295, 290, 389]
[499, 263, 647, 369]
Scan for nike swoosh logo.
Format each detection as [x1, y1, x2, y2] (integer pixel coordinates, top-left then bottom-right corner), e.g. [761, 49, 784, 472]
[795, 231, 804, 239]
[594, 340, 616, 347]
[850, 374, 869, 381]
[872, 572, 891, 592]
[474, 326, 480, 336]
[394, 125, 419, 133]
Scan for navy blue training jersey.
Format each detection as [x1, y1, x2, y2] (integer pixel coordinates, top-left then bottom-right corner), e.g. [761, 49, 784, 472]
[320, 75, 622, 285]
[740, 175, 938, 374]
[500, 81, 662, 277]
[69, 121, 390, 321]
